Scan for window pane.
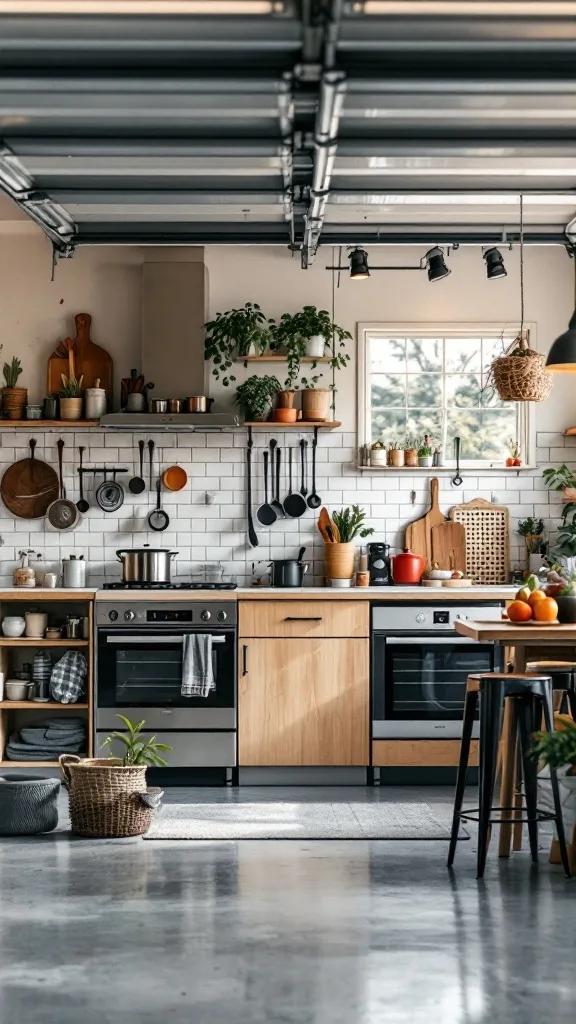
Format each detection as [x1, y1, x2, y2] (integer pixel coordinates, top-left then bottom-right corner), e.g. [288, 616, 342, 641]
[407, 338, 442, 372]
[445, 338, 482, 373]
[446, 411, 485, 459]
[447, 408, 517, 460]
[370, 337, 406, 372]
[408, 373, 442, 407]
[445, 374, 481, 408]
[372, 374, 406, 408]
[482, 335, 508, 369]
[407, 410, 443, 442]
[372, 408, 406, 444]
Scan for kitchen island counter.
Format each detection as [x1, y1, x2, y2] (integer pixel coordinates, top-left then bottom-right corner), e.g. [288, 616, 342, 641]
[95, 585, 516, 602]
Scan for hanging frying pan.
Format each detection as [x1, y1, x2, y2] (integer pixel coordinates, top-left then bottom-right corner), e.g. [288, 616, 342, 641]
[148, 476, 170, 532]
[96, 469, 124, 513]
[1, 439, 59, 519]
[46, 439, 80, 531]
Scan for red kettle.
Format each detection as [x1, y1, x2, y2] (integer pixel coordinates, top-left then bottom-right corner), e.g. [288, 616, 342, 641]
[391, 548, 426, 585]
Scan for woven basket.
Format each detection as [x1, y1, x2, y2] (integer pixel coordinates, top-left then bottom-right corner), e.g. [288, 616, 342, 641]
[60, 755, 162, 838]
[492, 347, 553, 403]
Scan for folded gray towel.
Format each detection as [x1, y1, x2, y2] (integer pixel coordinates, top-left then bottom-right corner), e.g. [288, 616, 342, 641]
[6, 745, 86, 762]
[181, 634, 214, 698]
[20, 725, 85, 745]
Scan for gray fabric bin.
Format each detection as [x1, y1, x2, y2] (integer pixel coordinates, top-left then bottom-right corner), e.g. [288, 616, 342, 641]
[0, 775, 60, 835]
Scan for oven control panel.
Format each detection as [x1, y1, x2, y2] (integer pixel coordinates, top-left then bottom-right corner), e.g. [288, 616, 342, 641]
[96, 601, 237, 627]
[372, 603, 503, 632]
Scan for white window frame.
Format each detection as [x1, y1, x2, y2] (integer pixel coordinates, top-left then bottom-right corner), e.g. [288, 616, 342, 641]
[357, 321, 536, 467]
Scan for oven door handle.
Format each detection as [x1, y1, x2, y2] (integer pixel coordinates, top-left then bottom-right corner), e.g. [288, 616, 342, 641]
[384, 636, 483, 645]
[105, 635, 226, 644]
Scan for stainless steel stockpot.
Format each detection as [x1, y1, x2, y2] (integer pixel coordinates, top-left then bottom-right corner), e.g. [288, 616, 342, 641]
[115, 547, 178, 583]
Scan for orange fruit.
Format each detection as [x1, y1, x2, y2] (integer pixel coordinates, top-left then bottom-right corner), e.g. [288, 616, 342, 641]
[532, 597, 558, 623]
[527, 589, 547, 608]
[515, 586, 531, 603]
[507, 600, 533, 623]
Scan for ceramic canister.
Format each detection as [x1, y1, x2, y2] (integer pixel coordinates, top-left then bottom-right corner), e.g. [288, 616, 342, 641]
[25, 611, 48, 638]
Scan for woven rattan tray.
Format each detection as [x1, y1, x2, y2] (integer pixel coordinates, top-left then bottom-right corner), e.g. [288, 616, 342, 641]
[449, 497, 510, 585]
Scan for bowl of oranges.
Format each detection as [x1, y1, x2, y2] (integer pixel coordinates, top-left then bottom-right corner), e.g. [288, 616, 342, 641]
[506, 577, 559, 625]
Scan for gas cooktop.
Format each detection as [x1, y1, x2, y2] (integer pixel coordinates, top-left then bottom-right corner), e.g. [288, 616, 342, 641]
[102, 582, 237, 591]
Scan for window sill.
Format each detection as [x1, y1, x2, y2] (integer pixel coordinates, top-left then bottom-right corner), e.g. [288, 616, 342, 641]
[358, 464, 538, 474]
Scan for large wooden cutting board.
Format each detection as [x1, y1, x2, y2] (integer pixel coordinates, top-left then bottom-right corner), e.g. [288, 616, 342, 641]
[48, 313, 113, 408]
[431, 521, 467, 573]
[1, 439, 59, 519]
[450, 497, 510, 584]
[405, 477, 445, 569]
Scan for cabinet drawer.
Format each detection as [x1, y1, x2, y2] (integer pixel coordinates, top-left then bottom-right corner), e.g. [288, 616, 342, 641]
[372, 739, 479, 767]
[239, 600, 369, 638]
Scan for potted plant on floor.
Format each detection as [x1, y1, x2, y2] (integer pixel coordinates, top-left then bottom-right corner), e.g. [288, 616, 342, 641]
[60, 714, 170, 838]
[324, 505, 374, 581]
[532, 714, 576, 870]
[204, 302, 274, 385]
[234, 374, 281, 422]
[1, 356, 27, 420]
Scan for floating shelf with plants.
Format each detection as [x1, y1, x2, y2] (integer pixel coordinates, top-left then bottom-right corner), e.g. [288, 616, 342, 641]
[236, 356, 332, 363]
[245, 421, 341, 430]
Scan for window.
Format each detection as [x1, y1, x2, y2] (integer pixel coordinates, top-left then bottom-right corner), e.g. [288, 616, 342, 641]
[358, 324, 533, 465]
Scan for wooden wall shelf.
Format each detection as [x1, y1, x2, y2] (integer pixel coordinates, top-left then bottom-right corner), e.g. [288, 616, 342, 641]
[245, 421, 341, 430]
[1, 420, 100, 428]
[0, 759, 64, 768]
[0, 639, 89, 647]
[237, 356, 331, 363]
[0, 702, 89, 710]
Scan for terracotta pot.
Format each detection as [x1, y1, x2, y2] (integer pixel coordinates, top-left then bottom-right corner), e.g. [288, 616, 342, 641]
[404, 448, 418, 467]
[301, 388, 329, 422]
[1, 387, 27, 420]
[276, 390, 295, 409]
[59, 397, 83, 421]
[388, 449, 405, 468]
[324, 542, 356, 580]
[391, 547, 426, 585]
[273, 408, 298, 423]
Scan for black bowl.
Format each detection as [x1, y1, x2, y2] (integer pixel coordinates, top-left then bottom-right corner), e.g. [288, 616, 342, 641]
[555, 595, 576, 624]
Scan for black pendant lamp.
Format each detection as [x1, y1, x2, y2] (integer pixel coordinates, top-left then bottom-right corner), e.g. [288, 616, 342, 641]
[349, 247, 370, 280]
[546, 309, 576, 372]
[484, 247, 507, 280]
[424, 246, 451, 282]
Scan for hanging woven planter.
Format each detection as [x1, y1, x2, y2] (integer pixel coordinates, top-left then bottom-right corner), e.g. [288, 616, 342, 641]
[491, 335, 553, 403]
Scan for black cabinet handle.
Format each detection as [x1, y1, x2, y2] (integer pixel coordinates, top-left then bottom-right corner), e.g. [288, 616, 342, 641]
[242, 644, 248, 676]
[283, 617, 322, 622]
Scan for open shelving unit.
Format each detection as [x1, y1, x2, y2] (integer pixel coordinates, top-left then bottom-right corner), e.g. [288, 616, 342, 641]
[1, 420, 100, 429]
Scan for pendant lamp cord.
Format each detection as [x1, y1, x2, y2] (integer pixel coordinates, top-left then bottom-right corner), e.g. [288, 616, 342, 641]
[520, 192, 525, 343]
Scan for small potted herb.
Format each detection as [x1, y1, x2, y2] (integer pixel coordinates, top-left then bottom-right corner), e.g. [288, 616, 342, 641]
[1, 356, 27, 420]
[417, 436, 434, 467]
[387, 440, 405, 468]
[204, 303, 274, 385]
[518, 517, 545, 570]
[404, 436, 419, 468]
[370, 440, 387, 467]
[324, 505, 374, 581]
[234, 374, 281, 422]
[506, 437, 522, 467]
[59, 372, 84, 421]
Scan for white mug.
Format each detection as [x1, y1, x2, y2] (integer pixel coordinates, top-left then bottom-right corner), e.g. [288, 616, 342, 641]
[44, 572, 58, 588]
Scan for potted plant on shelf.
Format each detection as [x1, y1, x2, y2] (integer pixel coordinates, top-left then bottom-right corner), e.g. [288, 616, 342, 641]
[1, 356, 27, 420]
[234, 374, 281, 423]
[417, 436, 434, 467]
[387, 440, 405, 468]
[518, 517, 545, 571]
[60, 714, 169, 838]
[324, 505, 374, 581]
[272, 305, 351, 416]
[370, 440, 387, 467]
[204, 302, 274, 386]
[404, 436, 419, 468]
[506, 437, 522, 467]
[59, 372, 84, 420]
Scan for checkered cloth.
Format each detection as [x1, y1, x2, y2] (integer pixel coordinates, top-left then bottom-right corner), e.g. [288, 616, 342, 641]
[50, 650, 87, 704]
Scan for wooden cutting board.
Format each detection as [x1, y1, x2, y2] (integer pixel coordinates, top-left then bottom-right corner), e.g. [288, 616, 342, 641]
[1, 439, 59, 519]
[48, 313, 113, 408]
[450, 497, 510, 584]
[431, 521, 467, 574]
[405, 477, 445, 569]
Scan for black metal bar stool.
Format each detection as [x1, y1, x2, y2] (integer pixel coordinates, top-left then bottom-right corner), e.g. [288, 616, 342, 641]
[525, 660, 576, 718]
[447, 672, 572, 879]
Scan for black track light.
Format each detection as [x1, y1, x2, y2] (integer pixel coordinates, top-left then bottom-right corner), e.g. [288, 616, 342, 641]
[349, 247, 370, 280]
[424, 246, 451, 283]
[484, 247, 507, 280]
[546, 309, 576, 372]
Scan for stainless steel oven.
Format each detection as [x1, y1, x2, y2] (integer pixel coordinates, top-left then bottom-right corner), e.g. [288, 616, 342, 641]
[372, 603, 504, 739]
[96, 600, 237, 767]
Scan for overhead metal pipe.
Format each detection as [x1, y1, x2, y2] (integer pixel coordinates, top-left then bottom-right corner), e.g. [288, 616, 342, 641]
[302, 69, 346, 264]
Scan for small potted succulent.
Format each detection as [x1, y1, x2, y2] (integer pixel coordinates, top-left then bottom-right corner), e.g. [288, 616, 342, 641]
[370, 440, 387, 467]
[417, 436, 434, 468]
[404, 436, 419, 468]
[234, 374, 281, 422]
[204, 302, 275, 385]
[59, 372, 84, 420]
[505, 437, 522, 467]
[324, 505, 374, 581]
[1, 356, 27, 420]
[387, 440, 405, 468]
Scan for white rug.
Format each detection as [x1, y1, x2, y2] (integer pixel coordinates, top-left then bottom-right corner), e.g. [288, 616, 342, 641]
[144, 801, 451, 840]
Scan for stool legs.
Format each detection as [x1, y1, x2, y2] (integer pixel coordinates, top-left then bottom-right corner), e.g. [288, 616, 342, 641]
[539, 680, 572, 879]
[448, 687, 478, 868]
[517, 697, 539, 864]
[477, 680, 504, 879]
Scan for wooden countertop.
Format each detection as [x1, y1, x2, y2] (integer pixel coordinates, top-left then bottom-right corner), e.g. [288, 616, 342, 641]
[94, 586, 516, 602]
[0, 588, 97, 600]
[455, 618, 576, 643]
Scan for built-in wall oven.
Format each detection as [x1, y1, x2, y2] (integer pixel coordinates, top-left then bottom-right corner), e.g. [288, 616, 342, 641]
[96, 600, 237, 767]
[372, 603, 504, 739]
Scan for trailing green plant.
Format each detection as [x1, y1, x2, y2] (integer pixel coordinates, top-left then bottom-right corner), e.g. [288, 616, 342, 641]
[2, 356, 23, 389]
[101, 714, 172, 767]
[331, 505, 374, 543]
[531, 715, 576, 774]
[272, 305, 351, 389]
[234, 374, 281, 421]
[204, 302, 274, 385]
[60, 373, 84, 398]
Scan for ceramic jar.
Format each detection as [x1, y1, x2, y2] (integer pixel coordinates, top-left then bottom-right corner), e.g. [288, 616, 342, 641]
[388, 448, 405, 468]
[25, 611, 48, 638]
[301, 388, 329, 422]
[85, 385, 107, 420]
[4, 679, 33, 701]
[305, 335, 327, 358]
[2, 616, 26, 638]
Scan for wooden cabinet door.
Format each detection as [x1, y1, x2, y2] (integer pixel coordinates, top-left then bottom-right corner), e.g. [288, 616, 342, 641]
[238, 638, 369, 766]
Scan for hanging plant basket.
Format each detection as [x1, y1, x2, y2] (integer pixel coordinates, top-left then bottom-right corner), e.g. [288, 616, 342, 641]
[491, 336, 553, 403]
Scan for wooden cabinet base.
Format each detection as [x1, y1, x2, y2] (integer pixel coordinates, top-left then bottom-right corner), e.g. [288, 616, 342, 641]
[372, 739, 478, 768]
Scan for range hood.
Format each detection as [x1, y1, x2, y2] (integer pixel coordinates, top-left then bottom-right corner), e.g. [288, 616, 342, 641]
[100, 411, 241, 431]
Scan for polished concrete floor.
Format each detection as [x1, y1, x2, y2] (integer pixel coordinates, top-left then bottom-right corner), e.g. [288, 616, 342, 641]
[0, 785, 574, 1024]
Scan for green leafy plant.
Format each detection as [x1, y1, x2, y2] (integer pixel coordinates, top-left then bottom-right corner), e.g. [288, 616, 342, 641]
[204, 303, 274, 386]
[2, 356, 23, 388]
[417, 443, 433, 458]
[387, 440, 401, 451]
[234, 374, 281, 421]
[518, 517, 544, 555]
[60, 373, 84, 397]
[101, 714, 172, 767]
[531, 715, 576, 774]
[331, 505, 374, 543]
[272, 305, 351, 389]
[542, 465, 576, 557]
